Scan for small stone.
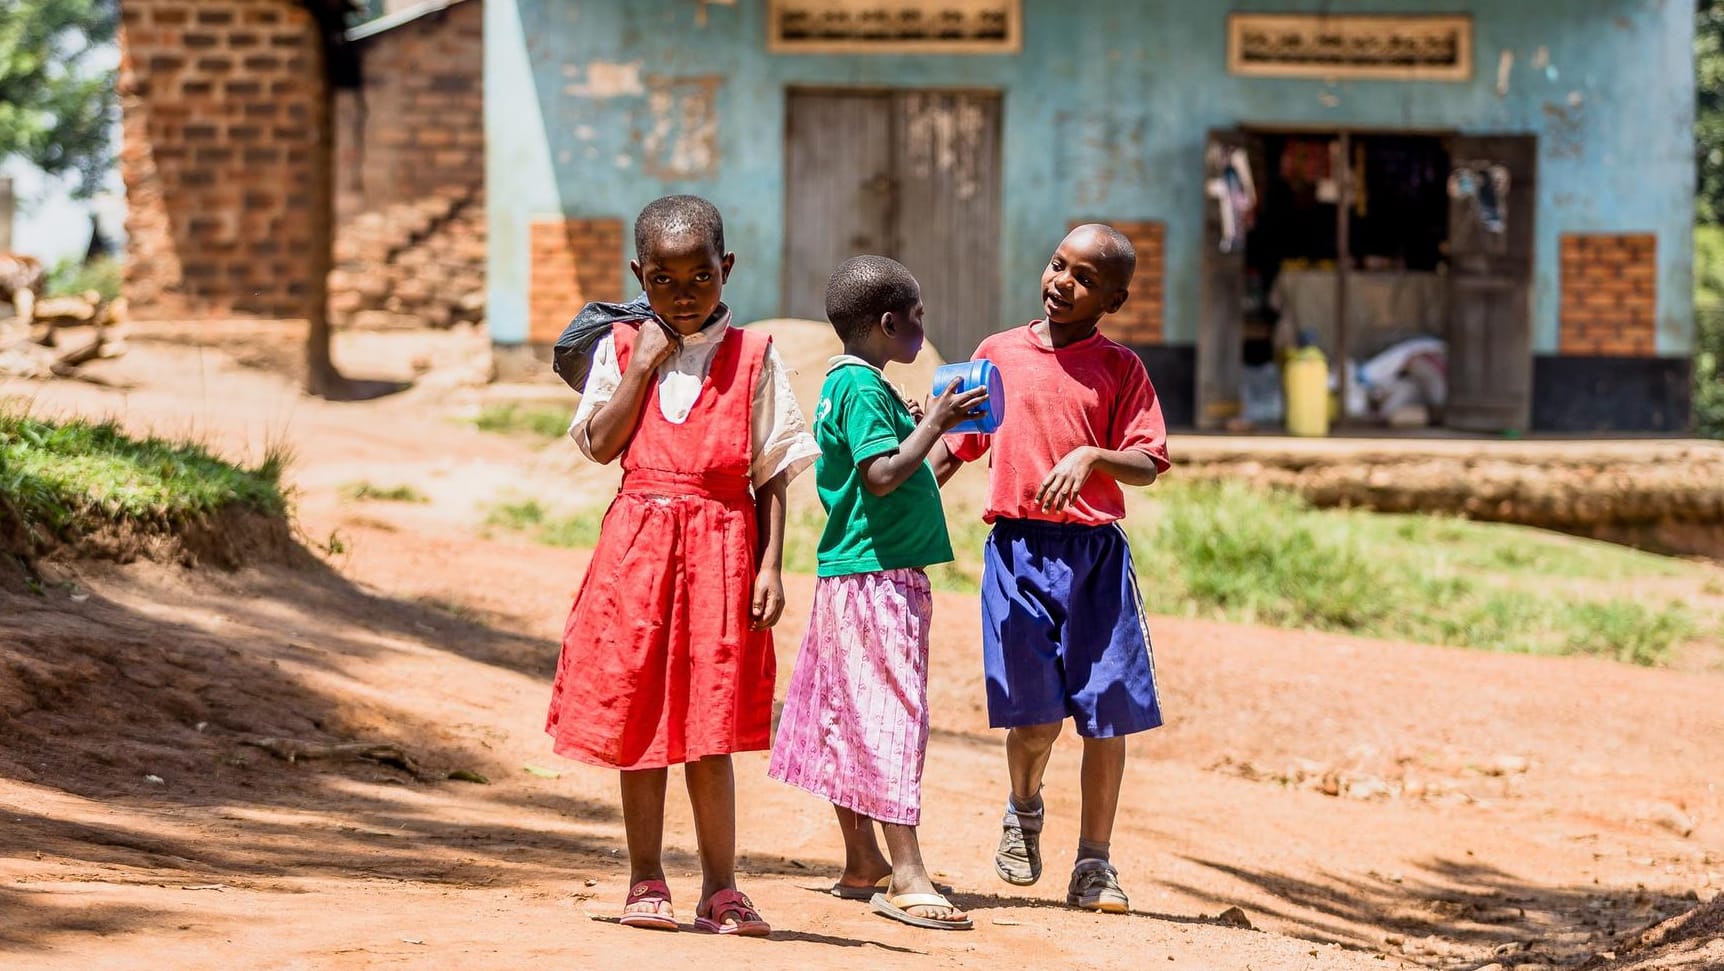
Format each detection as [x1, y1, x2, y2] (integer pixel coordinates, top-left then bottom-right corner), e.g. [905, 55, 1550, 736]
[1216, 906, 1252, 929]
[584, 879, 598, 887]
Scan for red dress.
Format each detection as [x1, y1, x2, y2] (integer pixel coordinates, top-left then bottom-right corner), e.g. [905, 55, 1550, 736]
[546, 322, 777, 770]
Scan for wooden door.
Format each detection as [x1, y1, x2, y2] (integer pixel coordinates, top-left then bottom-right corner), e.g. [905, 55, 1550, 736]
[1445, 135, 1536, 432]
[782, 91, 895, 322]
[1197, 129, 1252, 431]
[783, 88, 1003, 360]
[893, 91, 1003, 359]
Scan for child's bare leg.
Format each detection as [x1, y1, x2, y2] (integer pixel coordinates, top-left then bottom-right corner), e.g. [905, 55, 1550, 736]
[619, 768, 672, 919]
[682, 754, 738, 901]
[1006, 721, 1063, 802]
[833, 806, 892, 890]
[881, 822, 967, 923]
[1066, 736, 1131, 914]
[1078, 736, 1126, 850]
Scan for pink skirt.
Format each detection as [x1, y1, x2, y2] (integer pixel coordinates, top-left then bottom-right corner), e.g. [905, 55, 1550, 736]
[767, 569, 932, 825]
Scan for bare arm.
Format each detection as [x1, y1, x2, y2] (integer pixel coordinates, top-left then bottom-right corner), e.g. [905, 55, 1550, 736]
[928, 439, 964, 486]
[857, 381, 986, 497]
[582, 325, 676, 464]
[751, 471, 789, 629]
[1088, 447, 1161, 487]
[1035, 446, 1161, 512]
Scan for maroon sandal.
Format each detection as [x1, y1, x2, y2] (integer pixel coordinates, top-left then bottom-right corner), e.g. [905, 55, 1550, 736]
[694, 888, 770, 937]
[618, 879, 678, 931]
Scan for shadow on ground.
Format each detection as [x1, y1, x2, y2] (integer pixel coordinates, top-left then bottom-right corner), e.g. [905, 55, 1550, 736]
[1170, 855, 1703, 966]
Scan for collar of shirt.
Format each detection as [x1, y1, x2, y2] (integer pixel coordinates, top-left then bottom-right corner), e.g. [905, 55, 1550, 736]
[826, 354, 882, 375]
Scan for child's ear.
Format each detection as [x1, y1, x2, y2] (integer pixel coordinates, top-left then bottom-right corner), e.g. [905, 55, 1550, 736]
[879, 310, 897, 335]
[720, 252, 736, 282]
[1105, 287, 1131, 315]
[630, 260, 645, 288]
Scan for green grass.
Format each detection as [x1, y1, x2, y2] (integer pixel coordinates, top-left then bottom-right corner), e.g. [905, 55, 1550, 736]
[472, 404, 572, 441]
[1127, 481, 1700, 665]
[44, 256, 123, 302]
[341, 481, 429, 504]
[1, 412, 288, 540]
[484, 499, 605, 549]
[482, 477, 1712, 667]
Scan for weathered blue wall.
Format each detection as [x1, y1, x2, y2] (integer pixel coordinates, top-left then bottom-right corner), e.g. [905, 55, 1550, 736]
[487, 0, 1695, 355]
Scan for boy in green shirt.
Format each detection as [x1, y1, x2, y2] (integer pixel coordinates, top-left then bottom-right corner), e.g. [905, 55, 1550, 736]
[767, 256, 986, 931]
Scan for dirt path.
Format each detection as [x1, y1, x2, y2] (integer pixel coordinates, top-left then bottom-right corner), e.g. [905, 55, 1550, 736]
[3, 332, 1721, 970]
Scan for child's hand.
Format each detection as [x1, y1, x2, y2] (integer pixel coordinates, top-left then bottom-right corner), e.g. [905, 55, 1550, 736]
[628, 319, 679, 373]
[1036, 446, 1097, 512]
[902, 391, 925, 422]
[751, 568, 785, 630]
[923, 378, 989, 433]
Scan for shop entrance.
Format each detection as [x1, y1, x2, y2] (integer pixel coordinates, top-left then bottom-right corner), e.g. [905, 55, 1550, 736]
[1196, 128, 1536, 433]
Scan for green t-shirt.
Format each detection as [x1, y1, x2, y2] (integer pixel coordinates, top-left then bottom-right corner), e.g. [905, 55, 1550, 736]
[813, 360, 954, 578]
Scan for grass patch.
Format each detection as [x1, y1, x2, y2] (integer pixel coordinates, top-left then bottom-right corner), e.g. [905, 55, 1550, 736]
[45, 256, 123, 302]
[1, 412, 287, 540]
[472, 404, 572, 441]
[1130, 481, 1700, 665]
[341, 481, 429, 503]
[485, 499, 605, 549]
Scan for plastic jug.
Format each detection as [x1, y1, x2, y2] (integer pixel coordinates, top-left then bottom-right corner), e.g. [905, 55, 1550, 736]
[1283, 346, 1330, 437]
[931, 359, 1005, 434]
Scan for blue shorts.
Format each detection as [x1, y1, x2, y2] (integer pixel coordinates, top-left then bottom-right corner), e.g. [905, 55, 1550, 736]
[980, 518, 1163, 738]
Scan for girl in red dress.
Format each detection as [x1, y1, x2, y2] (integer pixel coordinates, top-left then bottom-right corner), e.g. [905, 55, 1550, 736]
[546, 196, 817, 937]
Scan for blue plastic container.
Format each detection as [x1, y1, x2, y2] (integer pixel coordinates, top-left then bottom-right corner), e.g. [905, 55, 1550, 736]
[931, 359, 1006, 434]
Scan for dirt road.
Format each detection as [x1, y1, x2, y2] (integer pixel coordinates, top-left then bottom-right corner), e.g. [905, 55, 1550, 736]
[3, 329, 1720, 970]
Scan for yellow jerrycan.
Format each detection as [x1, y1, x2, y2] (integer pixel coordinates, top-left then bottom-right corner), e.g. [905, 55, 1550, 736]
[1283, 345, 1330, 437]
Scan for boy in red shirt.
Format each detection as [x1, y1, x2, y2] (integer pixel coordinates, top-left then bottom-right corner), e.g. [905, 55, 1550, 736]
[935, 224, 1171, 913]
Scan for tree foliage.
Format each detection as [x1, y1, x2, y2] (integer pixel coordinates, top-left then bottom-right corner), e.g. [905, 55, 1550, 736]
[1699, 1, 1724, 223]
[0, 0, 118, 197]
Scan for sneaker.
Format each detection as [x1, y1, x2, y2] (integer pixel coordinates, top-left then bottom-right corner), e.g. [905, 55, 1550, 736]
[1066, 858, 1130, 913]
[993, 804, 1043, 886]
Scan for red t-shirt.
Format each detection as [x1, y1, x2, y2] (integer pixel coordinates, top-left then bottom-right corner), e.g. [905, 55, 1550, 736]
[946, 323, 1171, 526]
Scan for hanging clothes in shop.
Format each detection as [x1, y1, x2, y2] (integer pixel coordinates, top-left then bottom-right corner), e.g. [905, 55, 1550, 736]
[1208, 147, 1258, 254]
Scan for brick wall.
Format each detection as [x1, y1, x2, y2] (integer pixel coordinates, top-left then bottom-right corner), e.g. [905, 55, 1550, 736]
[119, 0, 328, 319]
[529, 218, 625, 344]
[1073, 220, 1164, 345]
[335, 0, 482, 224]
[1559, 233, 1658, 356]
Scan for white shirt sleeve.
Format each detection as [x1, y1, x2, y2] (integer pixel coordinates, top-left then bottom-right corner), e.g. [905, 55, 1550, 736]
[751, 344, 821, 488]
[569, 334, 621, 462]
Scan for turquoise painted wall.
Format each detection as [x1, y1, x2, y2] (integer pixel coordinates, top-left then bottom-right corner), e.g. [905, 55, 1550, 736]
[487, 0, 1696, 356]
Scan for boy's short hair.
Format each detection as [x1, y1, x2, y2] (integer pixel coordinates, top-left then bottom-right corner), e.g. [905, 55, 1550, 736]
[825, 255, 920, 343]
[634, 194, 725, 262]
[1073, 223, 1137, 290]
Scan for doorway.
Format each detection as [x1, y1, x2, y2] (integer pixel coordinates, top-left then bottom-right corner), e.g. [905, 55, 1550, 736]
[1198, 128, 1536, 433]
[782, 88, 1003, 360]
